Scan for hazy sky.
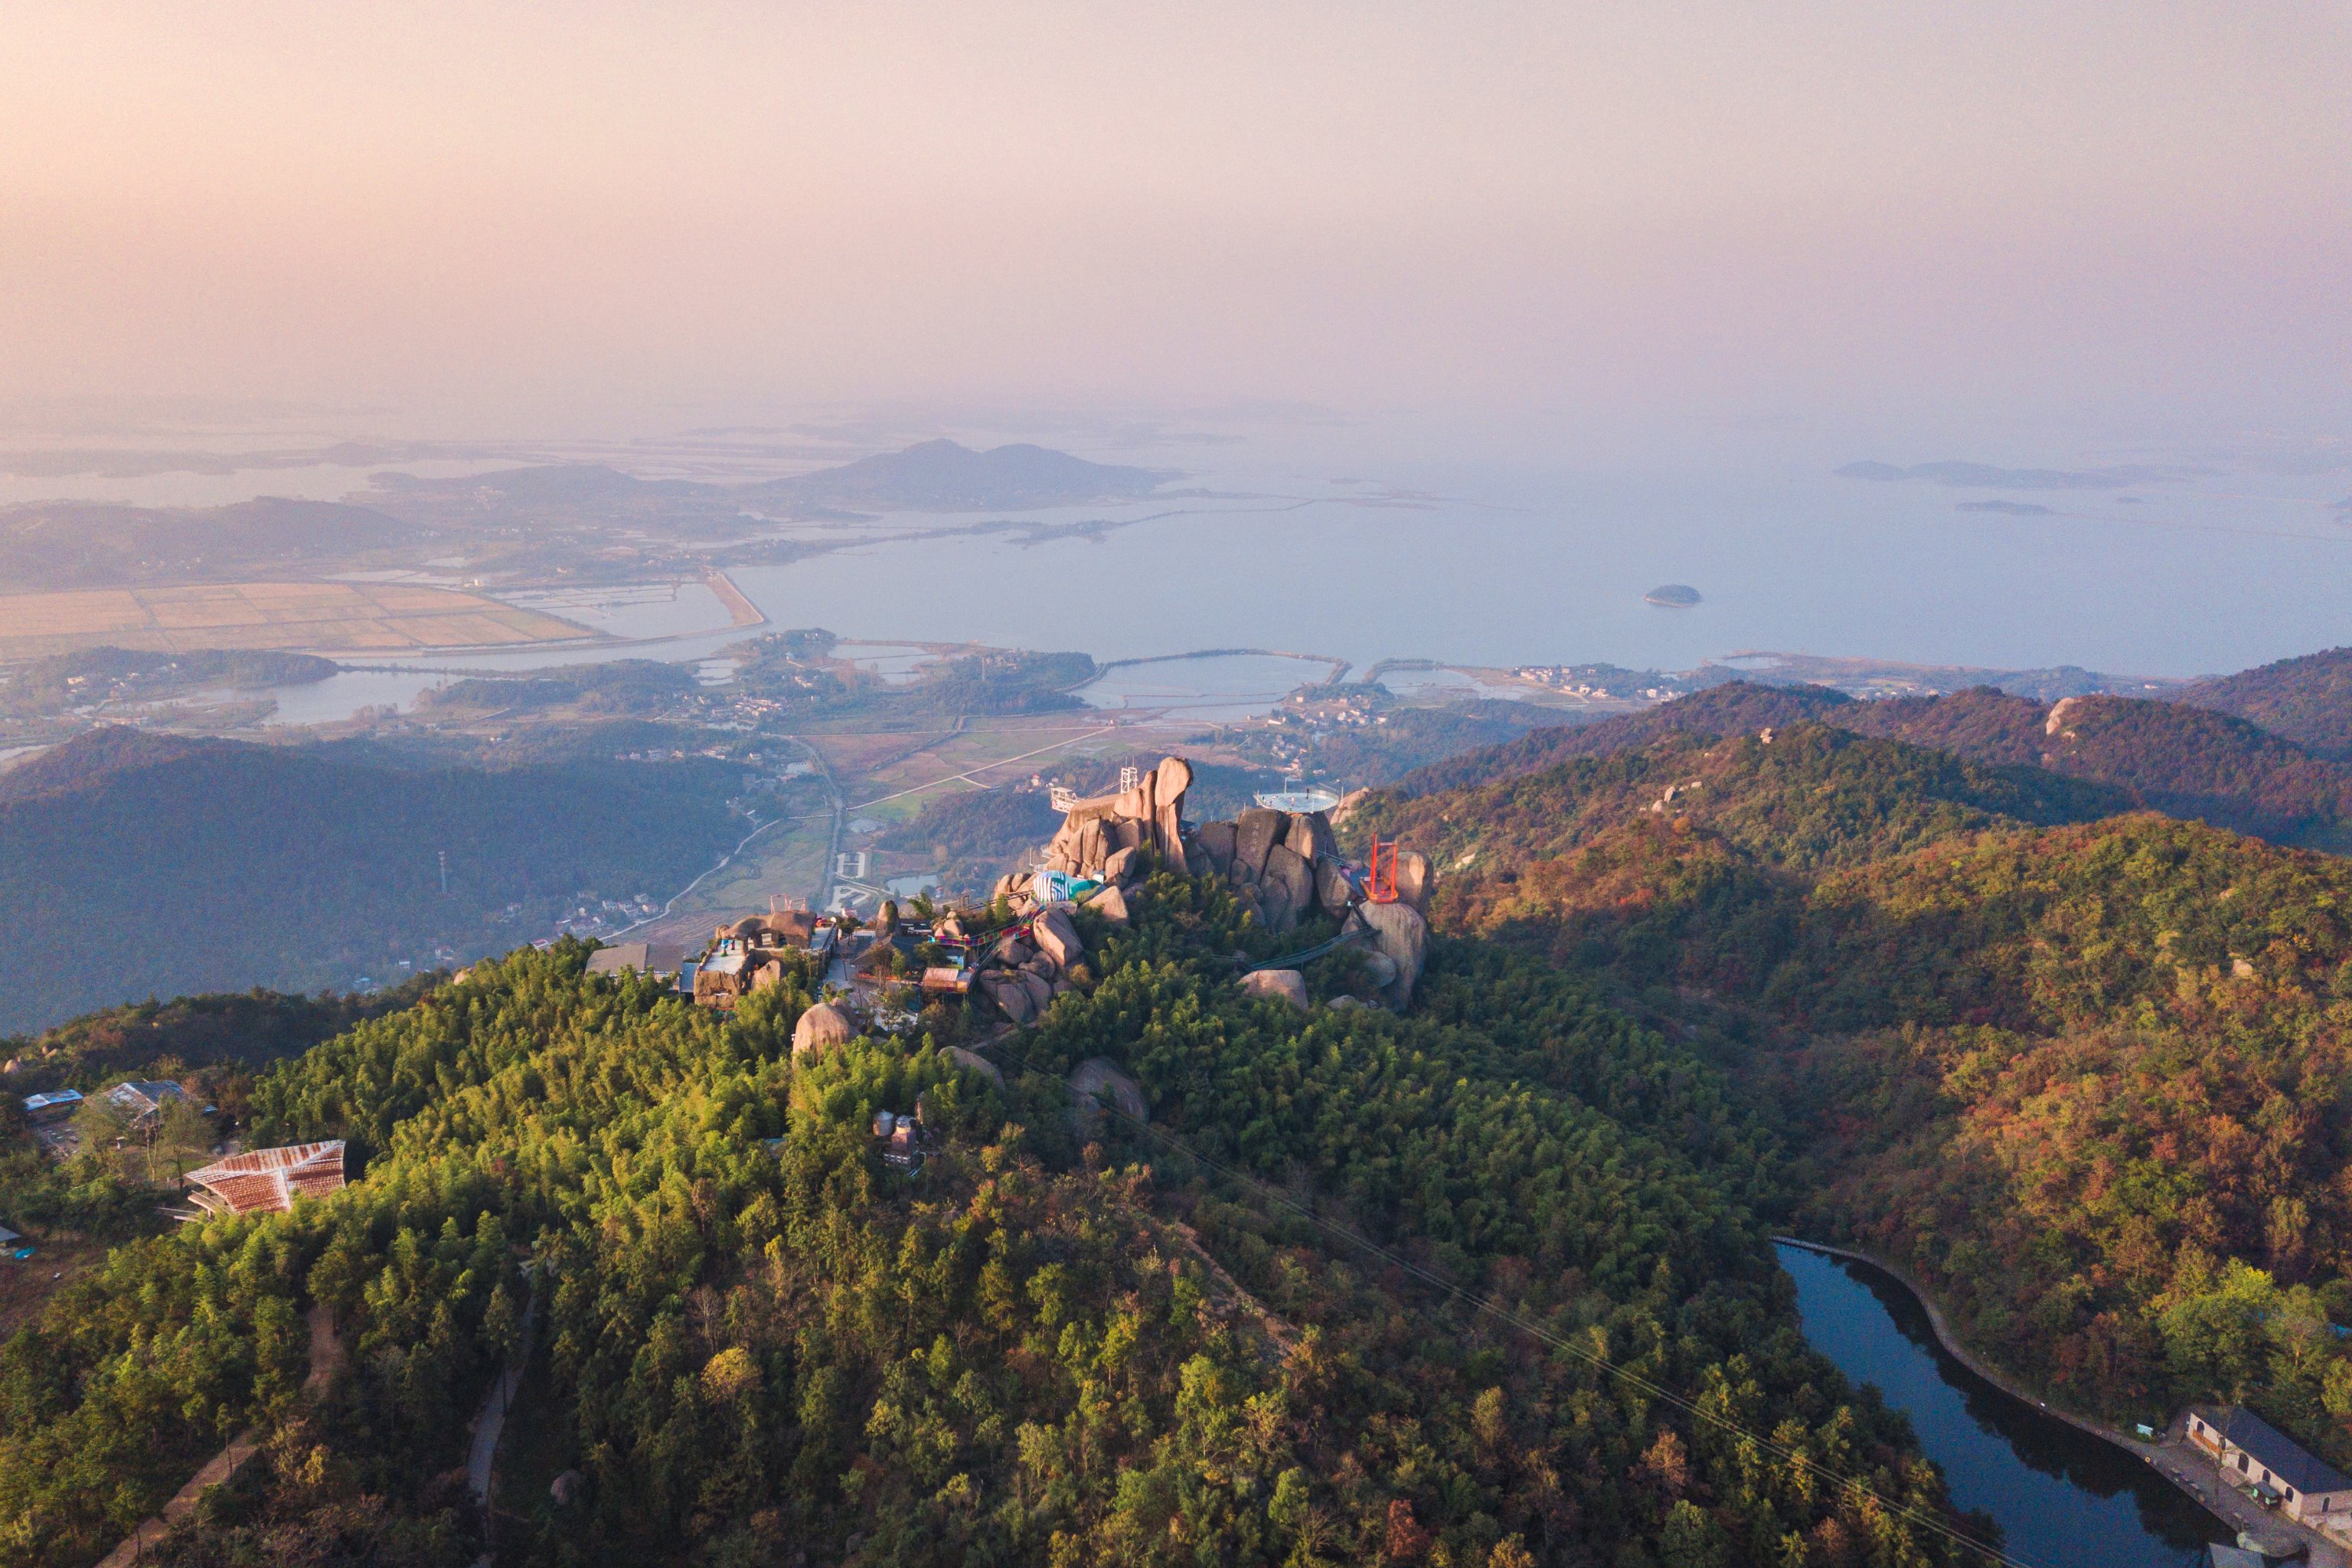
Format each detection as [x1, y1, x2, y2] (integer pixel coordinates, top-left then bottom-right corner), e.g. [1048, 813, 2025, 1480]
[2, 3, 2346, 438]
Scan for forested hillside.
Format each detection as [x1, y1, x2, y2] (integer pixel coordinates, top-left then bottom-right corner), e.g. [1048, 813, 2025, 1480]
[1, 901, 1982, 1567]
[1351, 704, 2352, 1470]
[1388, 680, 2352, 854]
[0, 729, 746, 1034]
[1834, 689, 2352, 850]
[2180, 646, 2352, 759]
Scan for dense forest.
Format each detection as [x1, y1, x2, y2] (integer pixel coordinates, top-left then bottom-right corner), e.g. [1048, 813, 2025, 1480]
[0, 898, 1984, 1567]
[1348, 697, 2352, 1468]
[0, 729, 747, 1033]
[18, 648, 2352, 1566]
[1387, 679, 2352, 853]
[2180, 646, 2352, 760]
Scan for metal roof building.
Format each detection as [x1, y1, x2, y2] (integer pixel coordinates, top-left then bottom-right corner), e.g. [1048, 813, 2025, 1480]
[184, 1141, 347, 1219]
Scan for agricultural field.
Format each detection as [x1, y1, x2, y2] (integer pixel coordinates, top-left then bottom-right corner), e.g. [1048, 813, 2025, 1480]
[0, 580, 588, 659]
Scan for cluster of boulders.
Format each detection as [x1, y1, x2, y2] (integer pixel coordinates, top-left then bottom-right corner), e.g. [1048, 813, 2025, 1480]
[1190, 802, 1432, 1007]
[1034, 756, 1194, 880]
[967, 903, 1087, 1026]
[978, 756, 1439, 1021]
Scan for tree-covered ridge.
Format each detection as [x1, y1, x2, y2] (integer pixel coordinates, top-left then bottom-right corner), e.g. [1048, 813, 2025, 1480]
[1834, 688, 2352, 851]
[1385, 684, 1851, 801]
[1773, 818, 2352, 1445]
[2, 897, 1982, 1567]
[1367, 701, 2352, 1464]
[1383, 678, 2352, 855]
[1354, 722, 2122, 884]
[5, 987, 420, 1089]
[2180, 645, 2352, 760]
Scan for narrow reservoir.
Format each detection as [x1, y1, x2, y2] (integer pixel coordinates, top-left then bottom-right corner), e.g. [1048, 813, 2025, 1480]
[1776, 1242, 2223, 1567]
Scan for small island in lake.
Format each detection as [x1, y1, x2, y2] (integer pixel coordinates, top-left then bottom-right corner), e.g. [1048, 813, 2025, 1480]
[1644, 583, 1703, 608]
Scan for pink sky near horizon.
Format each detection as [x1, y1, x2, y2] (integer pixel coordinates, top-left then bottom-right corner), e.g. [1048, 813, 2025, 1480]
[1, 3, 2345, 439]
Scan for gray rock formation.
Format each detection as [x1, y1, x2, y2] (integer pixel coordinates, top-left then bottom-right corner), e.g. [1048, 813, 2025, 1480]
[1262, 844, 1315, 926]
[1314, 853, 1354, 915]
[1033, 753, 1195, 885]
[1034, 906, 1083, 969]
[1237, 969, 1308, 1009]
[1233, 808, 1282, 883]
[1354, 900, 1427, 1007]
[947, 1047, 1005, 1088]
[792, 1001, 858, 1057]
[1393, 849, 1432, 916]
[1194, 819, 1236, 878]
[979, 971, 1036, 1024]
[1285, 811, 1338, 866]
[1070, 1057, 1149, 1125]
[1020, 971, 1053, 1014]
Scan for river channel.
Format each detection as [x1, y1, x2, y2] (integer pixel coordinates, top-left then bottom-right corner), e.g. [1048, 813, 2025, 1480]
[1776, 1242, 2223, 1568]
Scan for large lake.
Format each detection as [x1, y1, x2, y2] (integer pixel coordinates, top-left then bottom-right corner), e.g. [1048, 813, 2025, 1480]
[48, 421, 2348, 725]
[1778, 1243, 2223, 1568]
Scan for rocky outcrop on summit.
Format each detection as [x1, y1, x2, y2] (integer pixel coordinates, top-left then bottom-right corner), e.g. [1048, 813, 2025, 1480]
[969, 754, 1430, 1018]
[1034, 757, 1192, 880]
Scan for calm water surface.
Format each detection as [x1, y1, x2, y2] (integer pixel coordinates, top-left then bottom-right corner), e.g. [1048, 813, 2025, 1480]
[1777, 1243, 2222, 1568]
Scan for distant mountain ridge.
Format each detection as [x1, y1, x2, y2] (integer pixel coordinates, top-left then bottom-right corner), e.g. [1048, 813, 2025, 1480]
[748, 438, 1165, 509]
[0, 727, 746, 1034]
[373, 438, 1167, 512]
[1388, 678, 2352, 852]
[0, 495, 421, 590]
[2179, 645, 2352, 760]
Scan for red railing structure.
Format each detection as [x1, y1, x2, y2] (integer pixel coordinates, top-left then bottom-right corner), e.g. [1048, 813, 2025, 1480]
[1365, 837, 1400, 903]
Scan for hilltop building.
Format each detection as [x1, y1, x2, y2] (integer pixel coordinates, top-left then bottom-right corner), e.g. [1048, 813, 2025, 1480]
[585, 942, 685, 980]
[183, 1141, 347, 1219]
[19, 1089, 81, 1124]
[104, 1079, 188, 1129]
[691, 911, 834, 1008]
[2187, 1406, 2352, 1524]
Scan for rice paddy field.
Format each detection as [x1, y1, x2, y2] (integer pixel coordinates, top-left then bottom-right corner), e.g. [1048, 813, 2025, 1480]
[0, 581, 588, 659]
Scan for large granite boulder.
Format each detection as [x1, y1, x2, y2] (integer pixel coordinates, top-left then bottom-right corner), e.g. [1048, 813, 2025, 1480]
[1021, 971, 1054, 1014]
[1284, 811, 1338, 865]
[1262, 844, 1315, 928]
[1034, 906, 1083, 969]
[947, 1047, 1005, 1088]
[980, 971, 1037, 1024]
[1103, 844, 1143, 884]
[1086, 883, 1131, 924]
[1233, 808, 1282, 883]
[1393, 849, 1432, 915]
[1152, 756, 1192, 873]
[792, 1001, 858, 1057]
[1237, 969, 1308, 1010]
[1194, 819, 1236, 878]
[1355, 901, 1427, 1007]
[1070, 1057, 1149, 1125]
[1314, 853, 1355, 915]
